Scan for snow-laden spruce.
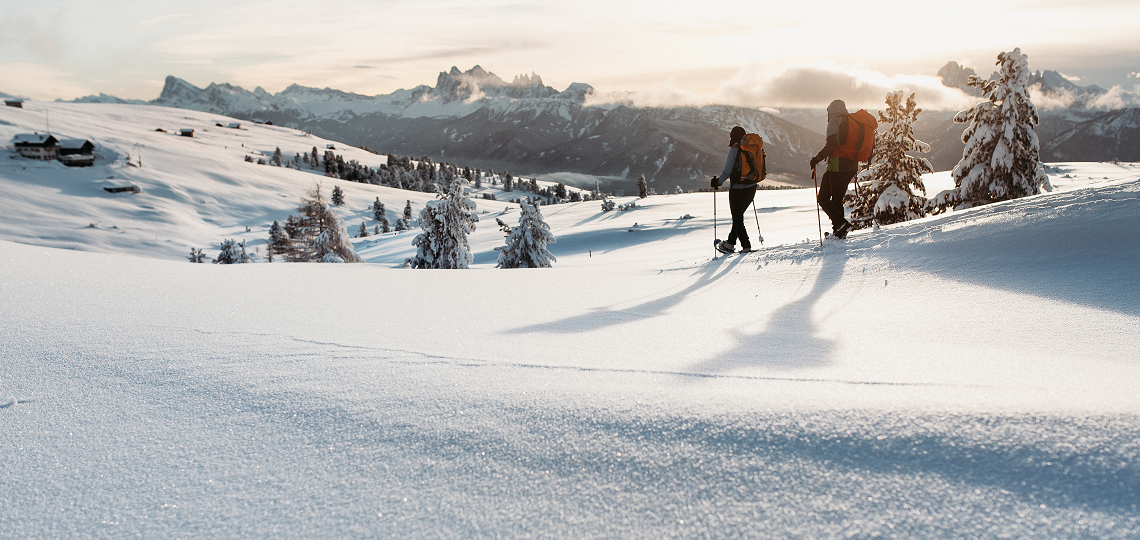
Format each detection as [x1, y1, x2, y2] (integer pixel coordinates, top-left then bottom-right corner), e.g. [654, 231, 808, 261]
[406, 179, 479, 269]
[281, 183, 363, 263]
[214, 239, 254, 264]
[495, 198, 557, 268]
[846, 91, 933, 229]
[932, 48, 1051, 212]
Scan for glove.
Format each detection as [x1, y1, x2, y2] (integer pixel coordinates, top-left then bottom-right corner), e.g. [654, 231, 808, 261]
[710, 176, 719, 188]
[809, 156, 822, 169]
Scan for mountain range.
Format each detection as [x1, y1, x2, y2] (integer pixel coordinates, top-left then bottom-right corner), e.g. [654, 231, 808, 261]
[59, 64, 1140, 192]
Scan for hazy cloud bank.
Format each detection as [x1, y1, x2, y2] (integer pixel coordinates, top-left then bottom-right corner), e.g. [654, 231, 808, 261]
[587, 62, 980, 112]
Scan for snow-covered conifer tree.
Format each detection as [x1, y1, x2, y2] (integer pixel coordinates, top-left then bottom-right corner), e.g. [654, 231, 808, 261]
[331, 185, 345, 206]
[844, 91, 933, 229]
[188, 247, 207, 263]
[406, 179, 479, 269]
[372, 197, 386, 221]
[287, 183, 363, 263]
[267, 220, 289, 259]
[394, 217, 408, 232]
[214, 239, 253, 264]
[358, 222, 368, 237]
[495, 198, 557, 268]
[931, 48, 1051, 213]
[379, 214, 391, 233]
[403, 200, 413, 221]
[636, 176, 648, 198]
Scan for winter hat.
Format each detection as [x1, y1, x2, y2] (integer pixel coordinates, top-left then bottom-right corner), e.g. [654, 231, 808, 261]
[827, 99, 849, 117]
[729, 126, 746, 146]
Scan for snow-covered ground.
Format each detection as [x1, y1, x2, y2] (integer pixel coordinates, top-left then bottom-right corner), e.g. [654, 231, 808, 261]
[3, 101, 1139, 538]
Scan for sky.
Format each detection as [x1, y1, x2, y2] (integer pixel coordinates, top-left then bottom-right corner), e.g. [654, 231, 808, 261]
[2, 0, 1139, 110]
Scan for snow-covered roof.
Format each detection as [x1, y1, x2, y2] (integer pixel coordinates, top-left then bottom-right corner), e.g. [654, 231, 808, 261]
[58, 138, 94, 150]
[11, 133, 58, 145]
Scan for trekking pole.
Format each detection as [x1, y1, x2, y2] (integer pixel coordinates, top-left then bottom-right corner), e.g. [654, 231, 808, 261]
[712, 182, 718, 257]
[751, 199, 764, 246]
[812, 168, 823, 248]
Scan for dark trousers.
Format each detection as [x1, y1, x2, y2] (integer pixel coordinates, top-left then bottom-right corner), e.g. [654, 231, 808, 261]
[818, 170, 856, 230]
[727, 186, 757, 249]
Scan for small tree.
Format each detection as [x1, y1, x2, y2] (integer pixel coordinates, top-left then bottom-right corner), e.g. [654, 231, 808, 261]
[214, 239, 253, 264]
[403, 200, 413, 221]
[272, 147, 283, 167]
[394, 217, 408, 231]
[407, 179, 479, 269]
[267, 220, 289, 258]
[496, 199, 557, 268]
[331, 185, 345, 206]
[931, 48, 1051, 213]
[358, 222, 368, 237]
[188, 247, 207, 263]
[845, 91, 933, 229]
[636, 176, 648, 198]
[372, 197, 386, 220]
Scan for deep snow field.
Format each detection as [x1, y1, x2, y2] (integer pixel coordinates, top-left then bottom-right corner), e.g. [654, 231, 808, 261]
[2, 101, 1139, 538]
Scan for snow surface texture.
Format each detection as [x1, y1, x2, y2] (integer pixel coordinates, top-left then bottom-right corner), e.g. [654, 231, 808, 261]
[3, 102, 1140, 538]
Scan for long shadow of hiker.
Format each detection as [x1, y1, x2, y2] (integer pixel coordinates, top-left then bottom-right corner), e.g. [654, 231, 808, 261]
[688, 245, 849, 374]
[504, 254, 749, 335]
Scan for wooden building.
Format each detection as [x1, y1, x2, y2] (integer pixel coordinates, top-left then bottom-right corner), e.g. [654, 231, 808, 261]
[12, 133, 58, 160]
[57, 138, 96, 167]
[179, 128, 195, 138]
[4, 99, 24, 108]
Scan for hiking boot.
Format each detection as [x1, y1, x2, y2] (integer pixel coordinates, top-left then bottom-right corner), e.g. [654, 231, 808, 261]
[834, 220, 853, 239]
[716, 241, 735, 254]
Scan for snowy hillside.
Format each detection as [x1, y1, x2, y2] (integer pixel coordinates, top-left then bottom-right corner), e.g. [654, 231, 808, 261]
[3, 101, 1140, 538]
[0, 100, 562, 262]
[102, 68, 826, 189]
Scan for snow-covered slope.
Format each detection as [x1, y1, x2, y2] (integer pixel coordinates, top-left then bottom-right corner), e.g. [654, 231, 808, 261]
[3, 101, 1140, 538]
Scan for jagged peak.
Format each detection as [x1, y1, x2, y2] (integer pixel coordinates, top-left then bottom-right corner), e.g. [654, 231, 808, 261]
[512, 72, 543, 87]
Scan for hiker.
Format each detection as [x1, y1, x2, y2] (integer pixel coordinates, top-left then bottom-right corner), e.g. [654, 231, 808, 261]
[711, 126, 760, 254]
[810, 99, 858, 238]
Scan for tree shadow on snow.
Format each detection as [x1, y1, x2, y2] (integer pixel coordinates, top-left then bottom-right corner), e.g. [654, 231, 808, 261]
[687, 245, 848, 373]
[503, 254, 748, 335]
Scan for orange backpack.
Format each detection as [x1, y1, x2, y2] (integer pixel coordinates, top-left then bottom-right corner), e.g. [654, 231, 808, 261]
[734, 133, 766, 184]
[834, 110, 877, 162]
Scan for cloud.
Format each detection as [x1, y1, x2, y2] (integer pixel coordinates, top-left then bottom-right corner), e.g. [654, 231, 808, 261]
[1058, 72, 1081, 82]
[583, 64, 981, 111]
[1030, 82, 1140, 110]
[583, 81, 710, 109]
[713, 62, 979, 111]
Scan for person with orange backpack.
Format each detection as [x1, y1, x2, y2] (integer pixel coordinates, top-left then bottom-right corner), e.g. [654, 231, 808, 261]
[711, 126, 765, 254]
[809, 100, 876, 239]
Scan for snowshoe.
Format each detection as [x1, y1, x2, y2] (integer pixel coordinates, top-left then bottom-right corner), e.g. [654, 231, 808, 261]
[715, 240, 735, 254]
[834, 220, 853, 239]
